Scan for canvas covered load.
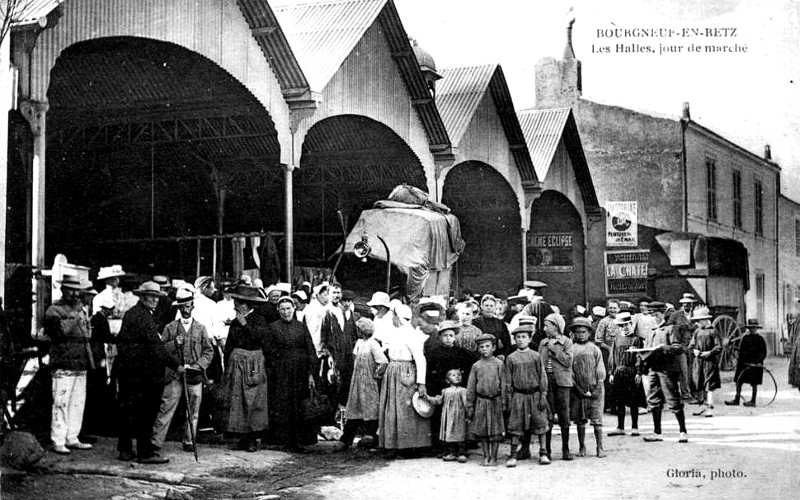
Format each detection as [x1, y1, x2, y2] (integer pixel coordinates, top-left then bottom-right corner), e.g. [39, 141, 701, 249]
[342, 195, 465, 298]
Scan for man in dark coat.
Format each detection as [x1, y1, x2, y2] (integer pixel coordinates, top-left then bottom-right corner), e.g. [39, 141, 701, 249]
[725, 319, 768, 407]
[321, 288, 360, 407]
[115, 281, 183, 464]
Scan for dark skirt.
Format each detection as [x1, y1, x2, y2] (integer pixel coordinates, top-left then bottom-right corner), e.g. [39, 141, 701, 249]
[692, 357, 721, 391]
[611, 366, 646, 408]
[221, 348, 269, 434]
[734, 364, 764, 386]
[268, 355, 318, 446]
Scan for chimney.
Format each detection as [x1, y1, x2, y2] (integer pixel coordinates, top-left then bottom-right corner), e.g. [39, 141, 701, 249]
[764, 144, 771, 161]
[534, 9, 581, 108]
[682, 102, 691, 120]
[564, 8, 576, 60]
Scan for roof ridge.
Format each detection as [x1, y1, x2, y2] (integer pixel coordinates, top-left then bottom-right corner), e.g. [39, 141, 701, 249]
[439, 63, 497, 72]
[272, 0, 379, 11]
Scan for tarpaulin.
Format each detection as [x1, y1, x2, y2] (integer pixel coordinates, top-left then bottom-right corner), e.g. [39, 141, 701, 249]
[341, 203, 465, 298]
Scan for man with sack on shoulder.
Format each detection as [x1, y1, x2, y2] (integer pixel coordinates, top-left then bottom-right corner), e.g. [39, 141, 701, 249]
[151, 286, 214, 455]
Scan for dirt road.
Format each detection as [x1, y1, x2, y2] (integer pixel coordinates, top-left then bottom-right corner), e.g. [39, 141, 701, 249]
[3, 357, 799, 500]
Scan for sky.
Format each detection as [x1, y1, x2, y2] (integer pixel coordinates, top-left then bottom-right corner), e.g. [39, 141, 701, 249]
[276, 0, 800, 199]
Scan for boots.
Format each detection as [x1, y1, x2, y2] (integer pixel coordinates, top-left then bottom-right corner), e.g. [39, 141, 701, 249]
[560, 426, 573, 461]
[725, 385, 742, 405]
[517, 435, 532, 460]
[743, 386, 757, 407]
[506, 444, 518, 467]
[594, 425, 607, 458]
[576, 425, 587, 457]
[545, 429, 552, 460]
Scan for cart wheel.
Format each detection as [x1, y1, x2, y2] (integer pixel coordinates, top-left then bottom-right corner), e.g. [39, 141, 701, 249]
[714, 315, 741, 371]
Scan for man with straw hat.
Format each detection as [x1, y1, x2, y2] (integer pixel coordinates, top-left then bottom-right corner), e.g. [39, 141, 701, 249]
[45, 277, 96, 455]
[116, 281, 184, 464]
[151, 287, 214, 455]
[93, 265, 127, 319]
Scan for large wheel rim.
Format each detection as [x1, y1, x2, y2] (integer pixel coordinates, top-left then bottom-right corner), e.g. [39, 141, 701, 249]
[714, 315, 741, 371]
[735, 365, 778, 407]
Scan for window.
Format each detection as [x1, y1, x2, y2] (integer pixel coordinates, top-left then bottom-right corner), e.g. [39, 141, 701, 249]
[733, 170, 742, 228]
[754, 179, 764, 236]
[706, 158, 717, 221]
[756, 273, 765, 325]
[796, 220, 800, 257]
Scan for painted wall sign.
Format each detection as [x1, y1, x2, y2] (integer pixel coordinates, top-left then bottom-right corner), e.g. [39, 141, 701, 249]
[527, 232, 574, 272]
[606, 201, 638, 247]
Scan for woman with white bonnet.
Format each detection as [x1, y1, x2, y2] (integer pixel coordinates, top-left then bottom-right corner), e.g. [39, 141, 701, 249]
[378, 301, 431, 457]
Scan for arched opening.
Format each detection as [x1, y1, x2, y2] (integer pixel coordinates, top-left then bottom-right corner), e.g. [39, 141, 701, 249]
[292, 115, 427, 270]
[442, 161, 522, 295]
[528, 190, 585, 310]
[43, 37, 281, 278]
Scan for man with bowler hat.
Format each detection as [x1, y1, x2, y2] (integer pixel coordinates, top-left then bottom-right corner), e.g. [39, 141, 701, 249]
[116, 281, 184, 464]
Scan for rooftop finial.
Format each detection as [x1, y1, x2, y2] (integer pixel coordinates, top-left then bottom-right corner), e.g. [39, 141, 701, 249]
[564, 7, 576, 60]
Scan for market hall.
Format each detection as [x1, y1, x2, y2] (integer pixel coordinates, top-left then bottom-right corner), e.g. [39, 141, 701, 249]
[4, 0, 558, 331]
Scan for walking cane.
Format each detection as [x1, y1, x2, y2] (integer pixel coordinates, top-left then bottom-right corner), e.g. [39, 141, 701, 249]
[175, 341, 199, 462]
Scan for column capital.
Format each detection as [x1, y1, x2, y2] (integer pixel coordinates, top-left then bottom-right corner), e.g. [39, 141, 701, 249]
[282, 163, 297, 173]
[289, 106, 316, 135]
[522, 182, 543, 210]
[20, 99, 49, 135]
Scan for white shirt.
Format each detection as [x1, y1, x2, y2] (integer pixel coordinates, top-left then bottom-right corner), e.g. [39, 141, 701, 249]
[180, 316, 194, 332]
[192, 293, 216, 332]
[303, 299, 328, 356]
[385, 321, 427, 384]
[372, 312, 396, 348]
[214, 297, 236, 340]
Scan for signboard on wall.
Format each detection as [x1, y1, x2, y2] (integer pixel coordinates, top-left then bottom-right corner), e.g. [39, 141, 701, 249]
[605, 250, 649, 296]
[606, 201, 638, 247]
[527, 232, 574, 272]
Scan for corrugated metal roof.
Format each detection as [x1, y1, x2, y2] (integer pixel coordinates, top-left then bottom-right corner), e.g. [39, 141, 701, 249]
[273, 0, 386, 92]
[273, 0, 451, 153]
[438, 64, 536, 183]
[5, 0, 62, 27]
[437, 65, 495, 146]
[517, 108, 571, 181]
[235, 0, 309, 96]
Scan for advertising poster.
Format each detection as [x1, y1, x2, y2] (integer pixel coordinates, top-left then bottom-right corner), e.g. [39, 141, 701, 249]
[527, 232, 574, 272]
[605, 249, 650, 296]
[606, 201, 638, 247]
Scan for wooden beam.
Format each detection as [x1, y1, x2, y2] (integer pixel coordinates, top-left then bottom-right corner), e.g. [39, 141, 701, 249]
[251, 26, 277, 36]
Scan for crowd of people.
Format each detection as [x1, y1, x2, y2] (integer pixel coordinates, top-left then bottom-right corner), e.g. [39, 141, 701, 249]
[35, 268, 797, 468]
